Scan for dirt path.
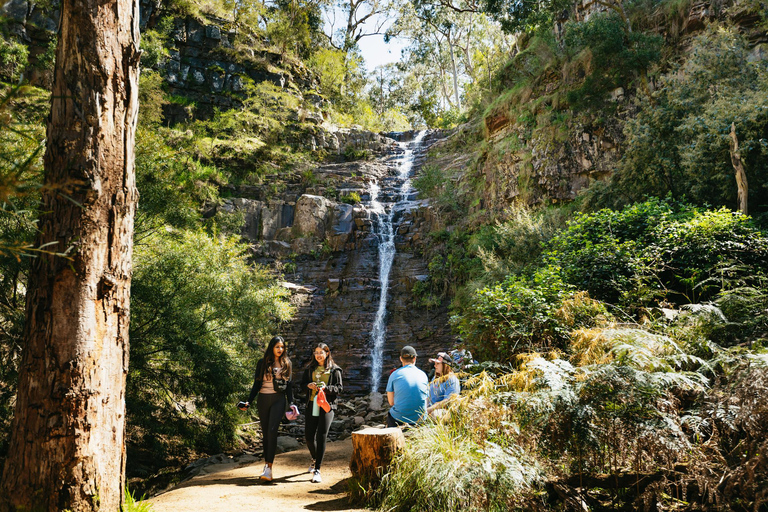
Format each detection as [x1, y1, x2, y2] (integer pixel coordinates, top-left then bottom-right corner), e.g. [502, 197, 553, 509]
[147, 439, 367, 512]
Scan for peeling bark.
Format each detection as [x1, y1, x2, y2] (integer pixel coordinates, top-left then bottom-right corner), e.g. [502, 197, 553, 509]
[0, 0, 140, 508]
[729, 122, 748, 215]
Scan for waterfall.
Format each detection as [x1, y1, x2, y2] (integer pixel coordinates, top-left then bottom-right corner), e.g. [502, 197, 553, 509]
[369, 131, 427, 392]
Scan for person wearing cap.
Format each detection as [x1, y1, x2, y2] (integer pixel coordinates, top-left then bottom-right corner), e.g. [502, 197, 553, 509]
[300, 343, 343, 484]
[427, 351, 461, 417]
[386, 345, 428, 427]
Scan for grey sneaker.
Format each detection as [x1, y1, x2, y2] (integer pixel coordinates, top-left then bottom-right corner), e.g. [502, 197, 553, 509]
[259, 464, 272, 481]
[308, 460, 315, 474]
[311, 469, 322, 483]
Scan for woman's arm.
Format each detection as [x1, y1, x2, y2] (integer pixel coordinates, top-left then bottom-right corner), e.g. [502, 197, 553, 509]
[246, 359, 264, 405]
[286, 375, 294, 404]
[300, 367, 311, 389]
[325, 367, 343, 402]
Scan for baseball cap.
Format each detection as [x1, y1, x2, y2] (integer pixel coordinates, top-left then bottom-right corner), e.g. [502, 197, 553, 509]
[401, 345, 418, 357]
[429, 352, 453, 365]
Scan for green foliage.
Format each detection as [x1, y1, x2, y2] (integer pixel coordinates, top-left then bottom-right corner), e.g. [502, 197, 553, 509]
[124, 487, 153, 512]
[546, 199, 768, 307]
[309, 48, 347, 104]
[0, 85, 46, 461]
[447, 199, 767, 365]
[128, 229, 293, 453]
[0, 38, 28, 83]
[140, 18, 174, 69]
[454, 267, 610, 359]
[413, 164, 464, 216]
[646, 208, 768, 304]
[482, 0, 572, 33]
[563, 14, 661, 109]
[545, 198, 679, 304]
[342, 145, 369, 161]
[420, 229, 483, 299]
[265, 0, 323, 59]
[378, 420, 544, 511]
[476, 205, 571, 281]
[138, 70, 166, 127]
[135, 128, 221, 233]
[610, 25, 768, 216]
[339, 191, 361, 204]
[35, 36, 57, 74]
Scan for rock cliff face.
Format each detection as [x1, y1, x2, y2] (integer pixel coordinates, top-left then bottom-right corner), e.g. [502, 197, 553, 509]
[443, 0, 768, 214]
[218, 131, 453, 396]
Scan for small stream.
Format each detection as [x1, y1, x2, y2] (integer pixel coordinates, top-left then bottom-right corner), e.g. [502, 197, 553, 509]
[368, 131, 427, 392]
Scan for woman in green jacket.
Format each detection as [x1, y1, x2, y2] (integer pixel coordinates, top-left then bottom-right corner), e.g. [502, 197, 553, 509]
[300, 343, 343, 483]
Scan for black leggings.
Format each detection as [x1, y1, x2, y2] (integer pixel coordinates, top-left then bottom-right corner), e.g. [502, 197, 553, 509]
[305, 408, 334, 470]
[257, 392, 286, 464]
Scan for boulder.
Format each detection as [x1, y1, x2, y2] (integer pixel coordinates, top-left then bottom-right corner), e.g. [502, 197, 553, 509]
[275, 436, 301, 453]
[294, 194, 334, 238]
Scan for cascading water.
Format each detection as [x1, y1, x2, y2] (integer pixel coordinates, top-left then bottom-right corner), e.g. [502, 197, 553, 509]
[369, 131, 427, 392]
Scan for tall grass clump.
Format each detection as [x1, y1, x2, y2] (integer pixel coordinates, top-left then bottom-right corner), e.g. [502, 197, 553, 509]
[379, 420, 543, 511]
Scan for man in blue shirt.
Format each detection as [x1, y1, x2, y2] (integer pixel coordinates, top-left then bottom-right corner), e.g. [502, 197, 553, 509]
[386, 345, 428, 427]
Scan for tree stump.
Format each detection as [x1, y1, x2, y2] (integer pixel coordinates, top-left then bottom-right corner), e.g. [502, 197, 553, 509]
[349, 427, 405, 485]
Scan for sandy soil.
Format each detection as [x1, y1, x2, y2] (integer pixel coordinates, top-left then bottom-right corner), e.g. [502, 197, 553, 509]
[147, 439, 368, 512]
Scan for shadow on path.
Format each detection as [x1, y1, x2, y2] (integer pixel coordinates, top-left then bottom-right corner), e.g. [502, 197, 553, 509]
[172, 472, 307, 489]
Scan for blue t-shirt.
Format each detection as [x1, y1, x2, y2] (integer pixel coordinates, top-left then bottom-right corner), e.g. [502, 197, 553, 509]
[386, 364, 428, 424]
[428, 374, 460, 406]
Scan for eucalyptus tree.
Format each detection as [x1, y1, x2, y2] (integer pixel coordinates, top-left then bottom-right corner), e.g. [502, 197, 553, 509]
[388, 0, 510, 117]
[0, 0, 140, 508]
[325, 0, 393, 55]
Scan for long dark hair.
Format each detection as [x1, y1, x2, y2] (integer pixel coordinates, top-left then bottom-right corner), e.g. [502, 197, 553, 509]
[307, 343, 334, 371]
[262, 336, 291, 379]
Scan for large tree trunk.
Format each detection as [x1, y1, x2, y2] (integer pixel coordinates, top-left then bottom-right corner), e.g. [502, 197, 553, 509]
[729, 122, 748, 215]
[448, 33, 461, 110]
[0, 0, 140, 508]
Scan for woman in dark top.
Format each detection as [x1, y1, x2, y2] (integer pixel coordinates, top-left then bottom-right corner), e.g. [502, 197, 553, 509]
[300, 343, 342, 484]
[240, 335, 293, 482]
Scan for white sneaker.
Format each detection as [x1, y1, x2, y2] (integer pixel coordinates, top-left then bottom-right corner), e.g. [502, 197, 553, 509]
[311, 469, 322, 483]
[308, 460, 315, 474]
[259, 464, 272, 481]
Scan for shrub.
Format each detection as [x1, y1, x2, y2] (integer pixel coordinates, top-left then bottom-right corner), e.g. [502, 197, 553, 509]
[645, 208, 768, 304]
[453, 266, 611, 359]
[544, 198, 679, 304]
[138, 70, 165, 127]
[128, 229, 294, 454]
[476, 205, 571, 281]
[0, 39, 28, 83]
[140, 28, 170, 69]
[343, 145, 369, 161]
[340, 191, 361, 204]
[544, 199, 768, 307]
